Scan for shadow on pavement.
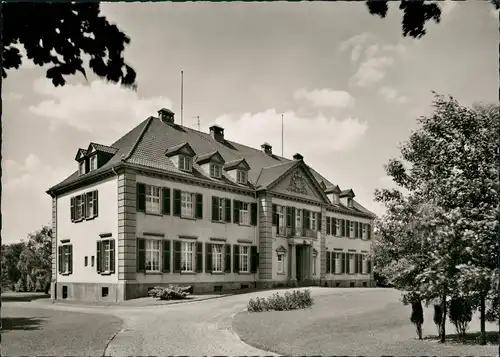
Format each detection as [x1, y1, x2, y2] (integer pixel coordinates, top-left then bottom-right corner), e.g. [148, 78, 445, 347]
[423, 331, 499, 345]
[1, 317, 45, 332]
[1, 293, 50, 302]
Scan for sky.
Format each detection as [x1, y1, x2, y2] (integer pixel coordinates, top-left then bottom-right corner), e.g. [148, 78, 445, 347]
[2, 1, 498, 244]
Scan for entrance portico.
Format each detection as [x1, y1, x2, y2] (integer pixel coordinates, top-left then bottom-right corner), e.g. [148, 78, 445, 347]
[288, 238, 315, 285]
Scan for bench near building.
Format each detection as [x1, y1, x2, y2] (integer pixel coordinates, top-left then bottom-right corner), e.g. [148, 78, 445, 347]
[47, 108, 376, 302]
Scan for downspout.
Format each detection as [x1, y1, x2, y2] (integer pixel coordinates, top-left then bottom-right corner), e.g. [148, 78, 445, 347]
[111, 167, 119, 302]
[49, 190, 56, 303]
[254, 189, 258, 289]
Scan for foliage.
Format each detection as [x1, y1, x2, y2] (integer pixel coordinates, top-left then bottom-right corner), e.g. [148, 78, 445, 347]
[365, 0, 499, 39]
[148, 285, 192, 300]
[2, 3, 136, 88]
[247, 290, 314, 313]
[449, 297, 474, 338]
[433, 304, 443, 336]
[410, 300, 424, 340]
[1, 242, 26, 291]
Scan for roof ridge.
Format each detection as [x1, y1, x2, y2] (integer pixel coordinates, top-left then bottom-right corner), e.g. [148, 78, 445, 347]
[123, 117, 154, 162]
[262, 160, 296, 170]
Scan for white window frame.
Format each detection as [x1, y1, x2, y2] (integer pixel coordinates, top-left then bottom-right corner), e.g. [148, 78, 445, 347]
[210, 163, 222, 178]
[239, 245, 250, 273]
[181, 191, 194, 218]
[277, 205, 285, 235]
[311, 212, 317, 231]
[75, 195, 85, 220]
[237, 170, 247, 184]
[335, 252, 342, 274]
[179, 155, 192, 172]
[86, 193, 94, 218]
[350, 221, 355, 238]
[181, 241, 194, 272]
[349, 253, 355, 274]
[212, 244, 223, 272]
[239, 202, 249, 225]
[62, 245, 71, 274]
[100, 239, 112, 272]
[277, 253, 285, 274]
[79, 161, 85, 175]
[145, 185, 161, 214]
[217, 197, 225, 222]
[90, 155, 97, 171]
[145, 239, 161, 272]
[362, 224, 367, 239]
[335, 219, 341, 237]
[362, 254, 368, 274]
[295, 209, 302, 236]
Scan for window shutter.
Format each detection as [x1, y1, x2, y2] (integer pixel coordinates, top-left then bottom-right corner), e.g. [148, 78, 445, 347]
[195, 242, 203, 273]
[359, 253, 363, 273]
[233, 245, 240, 273]
[332, 252, 337, 274]
[93, 190, 99, 217]
[137, 183, 146, 212]
[58, 246, 63, 273]
[332, 218, 337, 235]
[341, 252, 346, 274]
[318, 212, 322, 231]
[137, 238, 146, 273]
[84, 193, 90, 219]
[205, 243, 213, 273]
[68, 245, 73, 274]
[340, 219, 345, 236]
[326, 251, 331, 274]
[173, 241, 182, 273]
[354, 253, 359, 274]
[233, 200, 240, 224]
[368, 224, 372, 240]
[224, 244, 231, 273]
[250, 202, 257, 226]
[110, 240, 115, 274]
[326, 217, 331, 235]
[304, 210, 310, 229]
[70, 197, 75, 222]
[272, 204, 277, 225]
[173, 189, 182, 216]
[162, 188, 171, 215]
[225, 199, 232, 223]
[212, 197, 219, 221]
[286, 207, 292, 227]
[162, 240, 171, 273]
[96, 241, 102, 273]
[195, 193, 203, 219]
[354, 221, 358, 238]
[250, 245, 258, 273]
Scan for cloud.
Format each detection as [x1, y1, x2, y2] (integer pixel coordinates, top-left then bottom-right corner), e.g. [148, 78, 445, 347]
[29, 79, 173, 141]
[294, 88, 355, 108]
[4, 92, 24, 101]
[378, 86, 408, 104]
[379, 175, 397, 188]
[350, 56, 395, 87]
[338, 33, 373, 63]
[209, 109, 368, 156]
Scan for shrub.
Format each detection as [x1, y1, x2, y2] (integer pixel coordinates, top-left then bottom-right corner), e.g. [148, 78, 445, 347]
[247, 289, 314, 312]
[433, 304, 443, 337]
[148, 285, 192, 300]
[449, 297, 473, 338]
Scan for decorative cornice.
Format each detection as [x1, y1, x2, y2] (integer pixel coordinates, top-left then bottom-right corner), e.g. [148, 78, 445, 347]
[237, 239, 253, 244]
[179, 235, 198, 240]
[143, 232, 165, 237]
[99, 233, 112, 238]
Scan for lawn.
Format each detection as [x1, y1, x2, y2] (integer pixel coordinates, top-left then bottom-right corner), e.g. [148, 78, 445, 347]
[232, 289, 499, 356]
[1, 305, 124, 356]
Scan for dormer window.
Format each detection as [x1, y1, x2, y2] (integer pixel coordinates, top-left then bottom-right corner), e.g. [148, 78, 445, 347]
[348, 198, 353, 208]
[210, 163, 222, 178]
[237, 170, 247, 184]
[179, 155, 192, 172]
[333, 194, 339, 204]
[89, 156, 97, 172]
[79, 161, 85, 176]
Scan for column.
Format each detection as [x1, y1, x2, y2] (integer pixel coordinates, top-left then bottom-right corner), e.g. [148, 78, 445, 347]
[289, 243, 297, 281]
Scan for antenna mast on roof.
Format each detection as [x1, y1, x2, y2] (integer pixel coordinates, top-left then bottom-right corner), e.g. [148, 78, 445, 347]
[281, 113, 284, 157]
[180, 70, 184, 126]
[193, 116, 200, 131]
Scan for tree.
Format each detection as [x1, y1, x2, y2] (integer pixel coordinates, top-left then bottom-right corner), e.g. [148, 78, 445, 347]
[2, 2, 136, 88]
[365, 0, 499, 39]
[1, 242, 26, 291]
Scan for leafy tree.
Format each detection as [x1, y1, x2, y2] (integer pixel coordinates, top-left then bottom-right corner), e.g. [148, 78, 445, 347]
[2, 2, 136, 88]
[1, 242, 26, 291]
[449, 297, 473, 338]
[366, 0, 499, 39]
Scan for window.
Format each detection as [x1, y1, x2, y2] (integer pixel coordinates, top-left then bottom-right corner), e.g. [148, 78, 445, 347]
[295, 209, 302, 236]
[181, 241, 194, 272]
[349, 253, 355, 274]
[79, 161, 85, 175]
[84, 256, 88, 267]
[145, 185, 161, 214]
[237, 170, 247, 184]
[181, 191, 194, 217]
[210, 163, 222, 178]
[75, 195, 85, 220]
[313, 255, 317, 275]
[91, 256, 95, 267]
[239, 245, 250, 273]
[179, 155, 192, 172]
[239, 202, 249, 225]
[277, 206, 285, 235]
[348, 198, 353, 208]
[59, 245, 72, 274]
[362, 224, 367, 239]
[362, 255, 368, 274]
[86, 193, 94, 218]
[212, 244, 223, 272]
[98, 240, 113, 272]
[311, 212, 317, 231]
[335, 252, 342, 274]
[90, 155, 97, 171]
[145, 240, 161, 272]
[336, 219, 341, 237]
[277, 254, 284, 273]
[350, 221, 355, 238]
[218, 198, 225, 221]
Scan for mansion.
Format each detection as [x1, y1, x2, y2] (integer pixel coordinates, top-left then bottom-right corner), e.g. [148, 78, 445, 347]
[47, 108, 376, 302]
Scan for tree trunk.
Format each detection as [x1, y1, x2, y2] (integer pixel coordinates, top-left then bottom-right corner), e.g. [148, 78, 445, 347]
[440, 294, 447, 343]
[480, 292, 486, 345]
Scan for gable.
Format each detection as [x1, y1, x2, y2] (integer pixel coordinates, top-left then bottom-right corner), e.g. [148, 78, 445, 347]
[270, 165, 325, 202]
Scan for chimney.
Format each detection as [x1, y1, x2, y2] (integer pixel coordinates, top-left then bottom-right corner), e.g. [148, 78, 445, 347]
[293, 153, 303, 161]
[209, 125, 225, 142]
[158, 108, 175, 124]
[261, 142, 272, 155]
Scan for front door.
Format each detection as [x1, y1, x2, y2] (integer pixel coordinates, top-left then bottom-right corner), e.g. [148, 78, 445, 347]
[296, 246, 302, 281]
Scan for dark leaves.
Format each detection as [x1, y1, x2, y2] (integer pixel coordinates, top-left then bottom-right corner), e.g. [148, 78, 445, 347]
[2, 3, 137, 89]
[365, 0, 389, 18]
